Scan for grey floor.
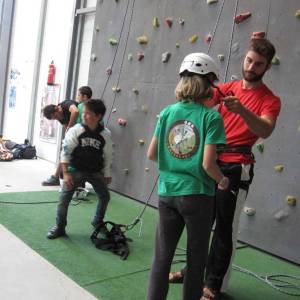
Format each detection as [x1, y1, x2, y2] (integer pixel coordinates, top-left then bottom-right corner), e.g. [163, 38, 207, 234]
[0, 158, 98, 300]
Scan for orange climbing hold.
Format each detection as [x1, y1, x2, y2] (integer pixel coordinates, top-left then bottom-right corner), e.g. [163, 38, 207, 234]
[234, 12, 251, 24]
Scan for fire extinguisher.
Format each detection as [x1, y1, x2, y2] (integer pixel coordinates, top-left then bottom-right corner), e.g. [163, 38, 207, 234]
[47, 60, 56, 85]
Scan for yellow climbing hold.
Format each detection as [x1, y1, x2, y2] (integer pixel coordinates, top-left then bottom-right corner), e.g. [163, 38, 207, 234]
[145, 168, 150, 172]
[137, 35, 149, 45]
[285, 195, 297, 206]
[274, 164, 284, 172]
[109, 38, 118, 45]
[207, 0, 218, 4]
[189, 35, 198, 44]
[153, 17, 160, 28]
[112, 86, 121, 93]
[295, 10, 300, 18]
[138, 139, 145, 145]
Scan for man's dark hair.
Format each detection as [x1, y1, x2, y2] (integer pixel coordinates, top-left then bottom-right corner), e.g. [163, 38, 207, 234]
[249, 38, 276, 64]
[78, 86, 92, 99]
[84, 99, 106, 117]
[43, 104, 56, 120]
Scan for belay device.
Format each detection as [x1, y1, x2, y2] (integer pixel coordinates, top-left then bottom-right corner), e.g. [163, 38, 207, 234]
[90, 221, 133, 260]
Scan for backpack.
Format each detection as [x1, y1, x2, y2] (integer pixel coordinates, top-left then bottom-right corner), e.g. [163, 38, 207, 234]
[11, 139, 37, 159]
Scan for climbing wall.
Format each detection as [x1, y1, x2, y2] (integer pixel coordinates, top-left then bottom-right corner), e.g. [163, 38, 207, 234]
[88, 0, 300, 264]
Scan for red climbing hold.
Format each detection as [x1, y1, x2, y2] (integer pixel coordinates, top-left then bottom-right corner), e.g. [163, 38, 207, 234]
[234, 12, 251, 24]
[165, 17, 173, 28]
[205, 34, 212, 43]
[251, 31, 265, 40]
[106, 67, 112, 76]
[118, 118, 127, 126]
[137, 52, 145, 61]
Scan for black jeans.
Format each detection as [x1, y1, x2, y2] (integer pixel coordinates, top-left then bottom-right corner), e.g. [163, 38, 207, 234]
[147, 194, 214, 300]
[56, 171, 110, 228]
[204, 162, 243, 291]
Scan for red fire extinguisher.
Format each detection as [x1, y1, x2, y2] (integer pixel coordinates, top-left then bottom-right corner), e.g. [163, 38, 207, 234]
[47, 60, 56, 85]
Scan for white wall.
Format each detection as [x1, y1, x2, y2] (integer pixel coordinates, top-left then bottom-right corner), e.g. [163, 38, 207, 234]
[2, 0, 42, 143]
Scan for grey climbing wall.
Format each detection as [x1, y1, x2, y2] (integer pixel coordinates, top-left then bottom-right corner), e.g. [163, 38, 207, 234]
[88, 0, 300, 264]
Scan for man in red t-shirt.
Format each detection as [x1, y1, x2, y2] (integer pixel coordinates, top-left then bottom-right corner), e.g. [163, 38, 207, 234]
[170, 39, 281, 300]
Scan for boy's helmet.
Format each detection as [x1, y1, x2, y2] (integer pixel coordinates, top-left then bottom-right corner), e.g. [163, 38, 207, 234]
[179, 53, 219, 79]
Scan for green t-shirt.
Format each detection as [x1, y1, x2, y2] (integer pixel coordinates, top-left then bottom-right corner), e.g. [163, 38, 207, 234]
[154, 101, 226, 197]
[76, 102, 84, 123]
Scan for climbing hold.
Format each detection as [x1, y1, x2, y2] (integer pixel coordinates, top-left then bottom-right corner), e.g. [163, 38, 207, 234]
[112, 108, 117, 113]
[176, 43, 180, 48]
[138, 139, 145, 145]
[112, 86, 121, 93]
[274, 209, 289, 221]
[162, 52, 171, 63]
[141, 105, 149, 113]
[108, 38, 118, 45]
[271, 56, 280, 65]
[153, 17, 160, 28]
[178, 17, 185, 25]
[295, 10, 300, 18]
[95, 25, 100, 32]
[230, 75, 238, 81]
[156, 114, 160, 118]
[145, 167, 150, 172]
[251, 31, 265, 40]
[285, 195, 297, 206]
[256, 142, 264, 153]
[274, 164, 284, 172]
[90, 53, 97, 62]
[207, 0, 218, 4]
[165, 17, 173, 28]
[137, 35, 149, 45]
[132, 88, 139, 95]
[106, 67, 112, 76]
[218, 54, 225, 61]
[128, 53, 133, 61]
[243, 207, 256, 216]
[137, 52, 145, 61]
[189, 35, 198, 44]
[234, 12, 252, 24]
[118, 118, 127, 126]
[124, 168, 129, 174]
[205, 34, 212, 43]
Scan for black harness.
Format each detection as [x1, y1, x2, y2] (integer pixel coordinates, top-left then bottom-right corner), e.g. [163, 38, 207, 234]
[90, 221, 132, 260]
[217, 145, 254, 193]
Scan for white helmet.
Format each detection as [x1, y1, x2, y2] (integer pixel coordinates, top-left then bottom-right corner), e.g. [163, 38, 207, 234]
[179, 52, 219, 79]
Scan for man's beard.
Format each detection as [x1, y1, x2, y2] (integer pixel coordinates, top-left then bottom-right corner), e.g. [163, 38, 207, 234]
[242, 66, 266, 82]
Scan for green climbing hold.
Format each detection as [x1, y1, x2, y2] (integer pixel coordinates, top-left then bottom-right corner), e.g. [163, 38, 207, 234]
[256, 142, 264, 153]
[271, 56, 280, 65]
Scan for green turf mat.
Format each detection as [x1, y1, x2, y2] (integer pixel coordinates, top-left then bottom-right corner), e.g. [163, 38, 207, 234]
[0, 191, 299, 299]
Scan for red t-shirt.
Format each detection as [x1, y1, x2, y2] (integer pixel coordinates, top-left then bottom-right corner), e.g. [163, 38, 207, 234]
[210, 80, 281, 164]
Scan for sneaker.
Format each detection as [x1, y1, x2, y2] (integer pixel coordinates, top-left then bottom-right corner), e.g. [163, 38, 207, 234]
[42, 175, 60, 186]
[47, 225, 66, 239]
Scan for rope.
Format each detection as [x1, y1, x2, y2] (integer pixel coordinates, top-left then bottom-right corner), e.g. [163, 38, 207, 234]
[100, 0, 131, 101]
[207, 0, 226, 54]
[224, 0, 239, 81]
[105, 0, 136, 126]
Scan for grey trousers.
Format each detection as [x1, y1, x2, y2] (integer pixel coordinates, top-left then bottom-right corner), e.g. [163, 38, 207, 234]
[147, 194, 214, 300]
[56, 171, 110, 228]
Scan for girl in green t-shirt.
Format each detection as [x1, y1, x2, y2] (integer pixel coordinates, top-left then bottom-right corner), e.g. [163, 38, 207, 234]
[147, 53, 229, 300]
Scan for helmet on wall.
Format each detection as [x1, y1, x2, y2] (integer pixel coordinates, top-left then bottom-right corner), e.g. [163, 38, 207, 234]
[179, 53, 219, 80]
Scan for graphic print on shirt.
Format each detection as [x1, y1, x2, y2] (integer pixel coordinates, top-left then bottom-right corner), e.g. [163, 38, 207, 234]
[167, 120, 199, 159]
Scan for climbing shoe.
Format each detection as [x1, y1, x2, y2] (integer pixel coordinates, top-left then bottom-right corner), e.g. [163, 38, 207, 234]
[42, 175, 60, 186]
